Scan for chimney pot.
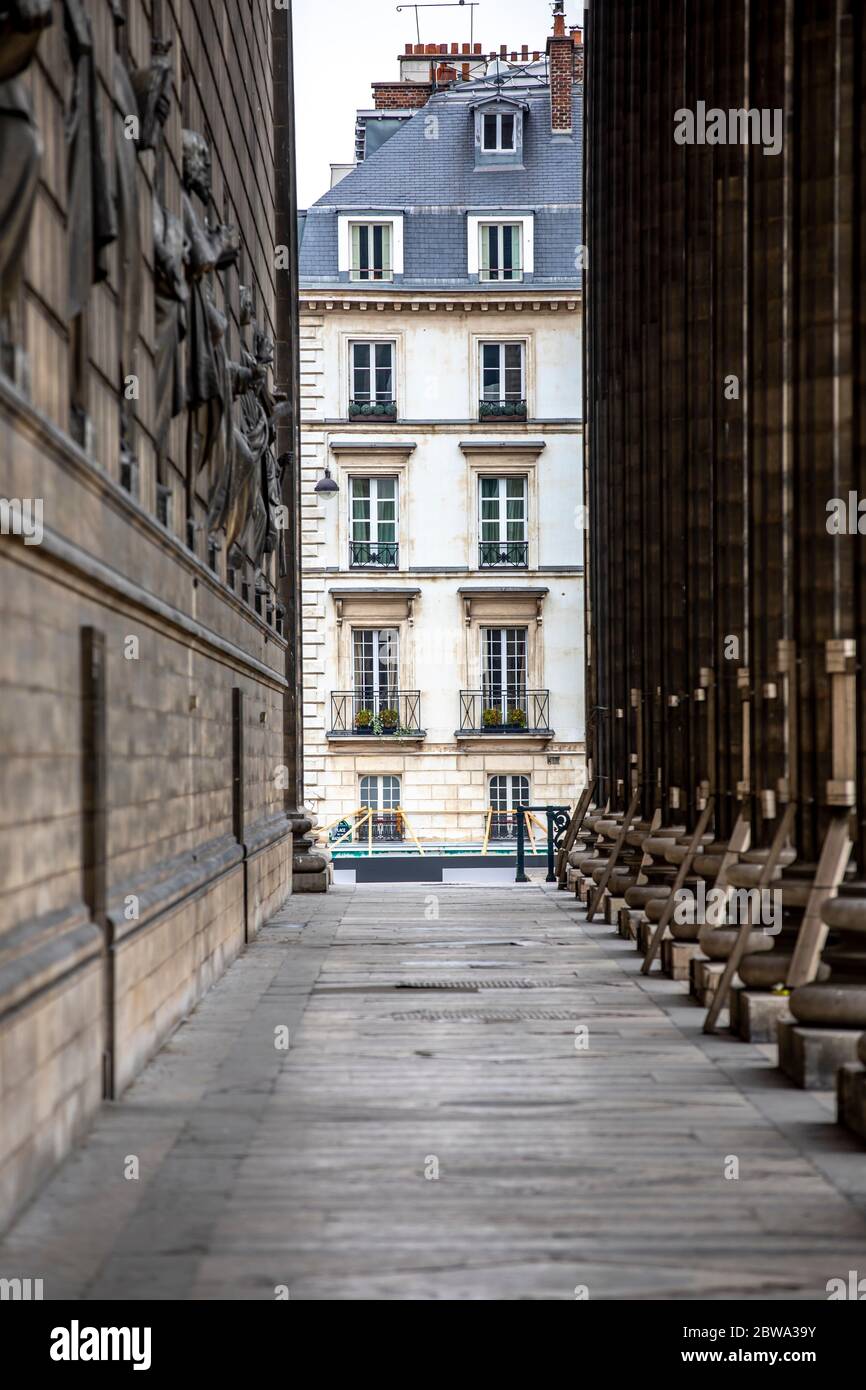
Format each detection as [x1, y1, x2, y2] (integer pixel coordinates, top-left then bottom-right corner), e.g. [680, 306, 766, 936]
[451, 42, 458, 55]
[426, 42, 437, 54]
[533, 51, 540, 61]
[461, 62, 469, 79]
[473, 42, 481, 54]
[462, 42, 470, 54]
[500, 44, 507, 58]
[511, 52, 517, 63]
[521, 44, 528, 60]
[414, 43, 423, 55]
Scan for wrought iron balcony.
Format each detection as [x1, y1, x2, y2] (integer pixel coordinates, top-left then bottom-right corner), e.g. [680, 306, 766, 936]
[349, 540, 399, 568]
[459, 689, 551, 735]
[478, 398, 527, 421]
[349, 399, 398, 420]
[478, 540, 528, 568]
[329, 690, 423, 737]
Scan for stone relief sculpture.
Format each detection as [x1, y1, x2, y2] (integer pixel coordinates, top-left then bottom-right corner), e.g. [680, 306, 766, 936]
[180, 129, 242, 536]
[0, 0, 52, 374]
[130, 35, 172, 153]
[152, 200, 188, 463]
[226, 311, 286, 573]
[64, 0, 116, 320]
[112, 21, 172, 480]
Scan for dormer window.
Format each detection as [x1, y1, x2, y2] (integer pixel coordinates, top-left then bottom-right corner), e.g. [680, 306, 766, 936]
[337, 214, 404, 283]
[351, 223, 392, 281]
[482, 112, 516, 152]
[472, 98, 526, 170]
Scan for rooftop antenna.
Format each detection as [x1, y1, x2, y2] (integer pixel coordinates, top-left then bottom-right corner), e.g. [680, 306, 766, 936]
[396, 1, 480, 49]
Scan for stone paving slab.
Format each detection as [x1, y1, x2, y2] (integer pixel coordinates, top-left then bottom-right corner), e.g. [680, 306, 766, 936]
[1, 882, 865, 1300]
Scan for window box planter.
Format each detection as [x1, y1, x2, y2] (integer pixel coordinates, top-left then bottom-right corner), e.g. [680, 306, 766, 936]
[479, 399, 527, 420]
[349, 401, 398, 420]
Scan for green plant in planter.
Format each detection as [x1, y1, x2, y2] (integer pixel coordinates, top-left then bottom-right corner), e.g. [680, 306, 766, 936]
[354, 708, 374, 729]
[506, 707, 527, 728]
[482, 707, 502, 727]
[379, 707, 399, 730]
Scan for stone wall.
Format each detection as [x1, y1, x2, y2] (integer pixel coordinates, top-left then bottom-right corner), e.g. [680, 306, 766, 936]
[0, 0, 301, 1230]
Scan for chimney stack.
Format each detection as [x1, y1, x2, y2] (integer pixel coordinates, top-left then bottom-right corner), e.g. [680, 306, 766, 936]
[547, 2, 573, 133]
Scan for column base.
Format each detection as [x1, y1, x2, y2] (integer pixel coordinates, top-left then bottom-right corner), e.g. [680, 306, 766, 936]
[731, 988, 793, 1043]
[837, 1063, 866, 1143]
[662, 937, 702, 982]
[777, 1020, 862, 1090]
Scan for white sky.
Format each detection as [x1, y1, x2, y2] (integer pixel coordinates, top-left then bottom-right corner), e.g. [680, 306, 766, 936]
[293, 0, 585, 208]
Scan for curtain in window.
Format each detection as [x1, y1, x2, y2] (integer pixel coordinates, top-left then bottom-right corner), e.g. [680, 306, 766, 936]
[506, 477, 525, 540]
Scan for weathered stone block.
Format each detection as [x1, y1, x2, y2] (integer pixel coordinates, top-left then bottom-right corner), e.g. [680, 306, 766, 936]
[777, 1020, 862, 1090]
[837, 1063, 866, 1143]
[662, 937, 701, 982]
[732, 989, 793, 1043]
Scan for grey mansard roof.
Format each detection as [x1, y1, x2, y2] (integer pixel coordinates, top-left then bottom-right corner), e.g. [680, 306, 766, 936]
[299, 78, 582, 292]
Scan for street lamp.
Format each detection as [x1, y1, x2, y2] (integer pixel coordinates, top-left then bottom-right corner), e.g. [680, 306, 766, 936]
[314, 466, 339, 502]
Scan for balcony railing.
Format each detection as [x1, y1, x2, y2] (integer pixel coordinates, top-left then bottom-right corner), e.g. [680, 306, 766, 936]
[349, 399, 397, 420]
[349, 268, 393, 282]
[478, 398, 527, 421]
[330, 690, 423, 736]
[478, 540, 528, 568]
[349, 540, 399, 568]
[459, 689, 551, 734]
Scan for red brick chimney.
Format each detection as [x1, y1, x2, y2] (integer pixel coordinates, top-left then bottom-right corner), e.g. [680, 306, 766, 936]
[570, 26, 585, 82]
[547, 1, 574, 133]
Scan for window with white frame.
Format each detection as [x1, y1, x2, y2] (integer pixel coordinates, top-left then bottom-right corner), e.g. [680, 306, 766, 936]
[350, 222, 392, 281]
[480, 341, 525, 405]
[482, 627, 528, 718]
[350, 341, 395, 411]
[482, 110, 516, 152]
[350, 478, 398, 567]
[479, 476, 528, 567]
[479, 222, 522, 281]
[359, 774, 402, 841]
[488, 773, 530, 839]
[353, 627, 399, 714]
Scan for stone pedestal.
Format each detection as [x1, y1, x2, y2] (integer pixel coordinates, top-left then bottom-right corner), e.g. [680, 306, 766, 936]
[637, 918, 654, 955]
[662, 937, 702, 981]
[837, 1061, 866, 1143]
[777, 1019, 862, 1089]
[604, 894, 625, 926]
[291, 814, 332, 893]
[690, 957, 730, 1006]
[783, 888, 866, 1085]
[731, 988, 793, 1043]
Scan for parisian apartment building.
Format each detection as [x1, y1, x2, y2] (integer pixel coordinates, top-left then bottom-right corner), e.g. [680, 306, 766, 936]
[298, 19, 585, 847]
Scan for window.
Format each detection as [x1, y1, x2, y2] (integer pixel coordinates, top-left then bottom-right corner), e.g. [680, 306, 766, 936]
[350, 342, 395, 415]
[350, 222, 392, 281]
[350, 478, 398, 566]
[482, 627, 528, 723]
[359, 775, 402, 841]
[482, 111, 516, 152]
[489, 774, 530, 840]
[480, 342, 525, 403]
[479, 477, 527, 566]
[353, 628, 399, 715]
[479, 222, 522, 281]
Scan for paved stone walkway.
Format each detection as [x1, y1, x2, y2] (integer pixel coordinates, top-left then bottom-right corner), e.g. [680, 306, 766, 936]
[3, 881, 866, 1300]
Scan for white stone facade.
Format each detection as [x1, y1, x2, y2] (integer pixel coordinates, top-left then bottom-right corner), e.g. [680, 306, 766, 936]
[300, 291, 585, 847]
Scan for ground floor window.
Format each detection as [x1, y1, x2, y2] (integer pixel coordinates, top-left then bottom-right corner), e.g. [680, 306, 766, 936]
[488, 774, 530, 840]
[359, 774, 403, 841]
